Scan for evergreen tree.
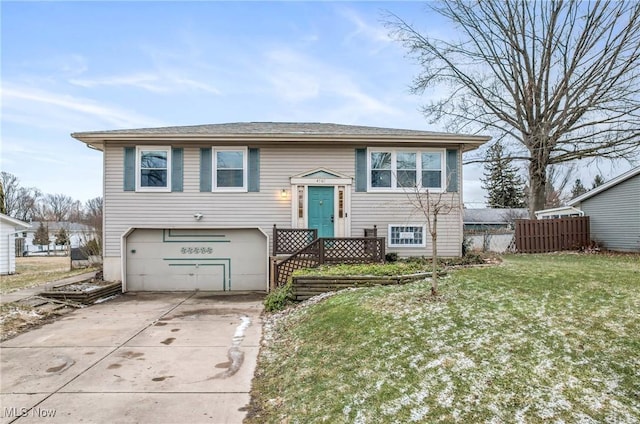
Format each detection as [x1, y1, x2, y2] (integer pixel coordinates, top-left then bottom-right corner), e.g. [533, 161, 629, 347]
[33, 222, 50, 247]
[570, 179, 588, 198]
[592, 174, 605, 189]
[481, 142, 526, 208]
[55, 228, 69, 246]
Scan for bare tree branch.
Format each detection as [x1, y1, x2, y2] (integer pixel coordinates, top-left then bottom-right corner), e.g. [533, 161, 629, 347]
[386, 0, 640, 216]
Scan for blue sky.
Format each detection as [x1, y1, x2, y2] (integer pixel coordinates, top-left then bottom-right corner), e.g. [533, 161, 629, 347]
[0, 1, 629, 207]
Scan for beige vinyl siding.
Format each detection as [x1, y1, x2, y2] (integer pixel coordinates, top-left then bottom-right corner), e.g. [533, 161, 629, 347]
[351, 193, 462, 257]
[104, 144, 354, 257]
[579, 174, 640, 252]
[103, 143, 463, 259]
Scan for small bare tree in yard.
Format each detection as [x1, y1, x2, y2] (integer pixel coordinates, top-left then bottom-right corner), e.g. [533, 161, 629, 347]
[406, 186, 459, 297]
[388, 1, 640, 217]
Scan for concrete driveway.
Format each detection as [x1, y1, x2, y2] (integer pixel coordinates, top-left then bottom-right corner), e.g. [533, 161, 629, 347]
[0, 291, 264, 424]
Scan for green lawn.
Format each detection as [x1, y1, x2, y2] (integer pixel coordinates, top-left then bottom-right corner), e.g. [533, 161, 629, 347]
[248, 253, 640, 423]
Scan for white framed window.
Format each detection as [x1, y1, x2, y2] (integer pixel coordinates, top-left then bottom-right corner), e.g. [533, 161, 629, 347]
[368, 149, 445, 191]
[388, 224, 426, 247]
[213, 147, 247, 191]
[136, 146, 171, 192]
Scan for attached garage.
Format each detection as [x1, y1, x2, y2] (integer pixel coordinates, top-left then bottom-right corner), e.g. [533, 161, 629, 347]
[125, 228, 268, 291]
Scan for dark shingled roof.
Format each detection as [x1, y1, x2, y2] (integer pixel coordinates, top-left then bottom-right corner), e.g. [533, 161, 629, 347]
[73, 122, 458, 137]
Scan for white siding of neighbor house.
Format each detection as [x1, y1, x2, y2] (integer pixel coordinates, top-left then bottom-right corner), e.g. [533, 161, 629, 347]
[0, 221, 17, 274]
[103, 143, 463, 281]
[577, 174, 640, 252]
[1, 217, 29, 275]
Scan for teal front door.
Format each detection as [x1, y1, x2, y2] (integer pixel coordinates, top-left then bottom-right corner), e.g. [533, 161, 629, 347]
[308, 186, 334, 237]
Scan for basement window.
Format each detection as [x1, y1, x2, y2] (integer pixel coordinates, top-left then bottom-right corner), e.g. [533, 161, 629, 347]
[388, 224, 426, 247]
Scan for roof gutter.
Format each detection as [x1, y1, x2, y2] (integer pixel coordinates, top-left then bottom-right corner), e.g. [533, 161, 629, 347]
[71, 132, 491, 152]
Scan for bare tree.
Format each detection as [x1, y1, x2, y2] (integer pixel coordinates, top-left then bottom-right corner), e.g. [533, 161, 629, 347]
[387, 1, 640, 217]
[406, 187, 459, 296]
[1, 172, 21, 217]
[0, 171, 41, 221]
[40, 193, 76, 221]
[545, 164, 574, 208]
[81, 197, 103, 256]
[83, 197, 103, 230]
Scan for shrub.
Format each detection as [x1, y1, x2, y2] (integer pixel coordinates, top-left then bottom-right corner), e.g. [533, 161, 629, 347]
[385, 252, 398, 262]
[264, 281, 294, 312]
[81, 239, 101, 256]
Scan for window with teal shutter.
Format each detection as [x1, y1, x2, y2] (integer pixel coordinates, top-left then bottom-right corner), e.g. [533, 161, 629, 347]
[200, 148, 212, 192]
[355, 148, 367, 192]
[446, 149, 459, 192]
[171, 148, 183, 192]
[123, 147, 135, 191]
[248, 148, 260, 192]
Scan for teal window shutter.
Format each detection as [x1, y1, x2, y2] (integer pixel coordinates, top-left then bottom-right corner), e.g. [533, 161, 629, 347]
[446, 149, 459, 192]
[248, 148, 260, 192]
[200, 148, 212, 192]
[171, 148, 183, 192]
[355, 148, 367, 192]
[123, 147, 135, 191]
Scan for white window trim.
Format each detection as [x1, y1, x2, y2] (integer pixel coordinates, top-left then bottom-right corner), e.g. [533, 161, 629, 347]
[388, 224, 427, 248]
[135, 146, 172, 192]
[212, 147, 248, 192]
[367, 148, 446, 192]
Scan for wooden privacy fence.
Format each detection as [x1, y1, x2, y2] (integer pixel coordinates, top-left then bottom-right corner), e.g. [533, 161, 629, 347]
[515, 216, 590, 253]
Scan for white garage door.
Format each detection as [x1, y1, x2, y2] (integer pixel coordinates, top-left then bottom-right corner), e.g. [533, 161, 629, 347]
[126, 228, 267, 291]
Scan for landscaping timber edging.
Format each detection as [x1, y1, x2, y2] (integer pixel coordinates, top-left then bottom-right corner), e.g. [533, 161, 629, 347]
[40, 282, 122, 305]
[292, 272, 441, 300]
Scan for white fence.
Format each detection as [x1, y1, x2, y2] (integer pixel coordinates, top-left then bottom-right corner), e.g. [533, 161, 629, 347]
[465, 232, 515, 253]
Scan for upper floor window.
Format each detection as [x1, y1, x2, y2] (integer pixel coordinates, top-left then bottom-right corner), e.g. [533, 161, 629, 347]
[136, 147, 171, 192]
[214, 148, 247, 191]
[368, 149, 444, 191]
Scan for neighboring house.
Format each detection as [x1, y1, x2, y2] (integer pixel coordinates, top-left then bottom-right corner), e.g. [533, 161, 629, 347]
[463, 208, 528, 253]
[72, 122, 490, 291]
[463, 208, 529, 232]
[0, 213, 30, 275]
[534, 206, 584, 220]
[567, 167, 640, 252]
[21, 221, 98, 255]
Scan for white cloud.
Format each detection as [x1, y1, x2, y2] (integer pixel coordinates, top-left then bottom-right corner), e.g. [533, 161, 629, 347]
[57, 54, 89, 77]
[262, 48, 397, 118]
[338, 7, 393, 52]
[69, 71, 220, 95]
[2, 83, 166, 130]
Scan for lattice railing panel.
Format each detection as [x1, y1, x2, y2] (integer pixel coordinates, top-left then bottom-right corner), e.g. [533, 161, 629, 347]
[273, 226, 318, 255]
[274, 239, 321, 287]
[274, 237, 385, 287]
[323, 238, 384, 264]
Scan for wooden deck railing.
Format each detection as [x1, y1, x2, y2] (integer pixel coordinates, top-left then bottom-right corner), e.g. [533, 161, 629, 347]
[274, 237, 385, 287]
[272, 225, 318, 255]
